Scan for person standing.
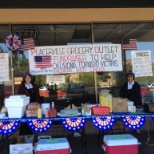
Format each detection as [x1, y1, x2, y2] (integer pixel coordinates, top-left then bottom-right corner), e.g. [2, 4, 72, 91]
[18, 72, 40, 135]
[119, 71, 142, 107]
[18, 72, 40, 103]
[119, 71, 142, 133]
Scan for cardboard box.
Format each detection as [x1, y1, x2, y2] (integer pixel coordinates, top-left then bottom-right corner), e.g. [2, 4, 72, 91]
[103, 134, 139, 154]
[112, 97, 128, 113]
[9, 135, 34, 154]
[35, 138, 70, 154]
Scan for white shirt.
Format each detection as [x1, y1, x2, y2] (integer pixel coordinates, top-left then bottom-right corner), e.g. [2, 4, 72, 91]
[127, 81, 134, 90]
[25, 83, 33, 89]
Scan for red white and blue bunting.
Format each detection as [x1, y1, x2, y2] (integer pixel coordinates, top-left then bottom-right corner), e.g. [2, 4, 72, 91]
[27, 119, 53, 133]
[61, 117, 86, 132]
[151, 115, 154, 122]
[5, 34, 21, 51]
[0, 115, 151, 134]
[91, 116, 115, 131]
[0, 120, 20, 134]
[122, 116, 145, 130]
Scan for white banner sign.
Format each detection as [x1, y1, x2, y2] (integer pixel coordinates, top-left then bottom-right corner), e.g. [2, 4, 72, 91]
[0, 53, 9, 82]
[131, 50, 153, 77]
[46, 75, 65, 85]
[28, 44, 122, 75]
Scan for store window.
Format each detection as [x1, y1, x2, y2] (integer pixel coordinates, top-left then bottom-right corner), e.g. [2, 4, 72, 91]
[125, 42, 154, 102]
[1, 23, 154, 106]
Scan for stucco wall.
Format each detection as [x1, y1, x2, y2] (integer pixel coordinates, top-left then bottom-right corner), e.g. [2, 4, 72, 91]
[0, 8, 154, 24]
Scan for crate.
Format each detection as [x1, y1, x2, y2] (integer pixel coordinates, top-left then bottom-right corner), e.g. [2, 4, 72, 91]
[92, 106, 110, 115]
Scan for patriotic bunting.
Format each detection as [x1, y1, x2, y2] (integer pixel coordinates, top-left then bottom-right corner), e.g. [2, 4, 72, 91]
[0, 120, 20, 134]
[122, 116, 145, 130]
[91, 116, 115, 131]
[151, 115, 154, 122]
[1, 116, 153, 134]
[61, 117, 86, 132]
[27, 119, 53, 133]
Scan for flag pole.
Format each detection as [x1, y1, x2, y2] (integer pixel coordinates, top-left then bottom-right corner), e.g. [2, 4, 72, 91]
[91, 23, 98, 104]
[9, 24, 15, 95]
[17, 51, 19, 69]
[121, 37, 125, 67]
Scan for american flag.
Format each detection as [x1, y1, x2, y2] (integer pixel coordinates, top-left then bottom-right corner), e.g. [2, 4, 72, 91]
[34, 56, 52, 68]
[19, 38, 35, 51]
[122, 39, 137, 50]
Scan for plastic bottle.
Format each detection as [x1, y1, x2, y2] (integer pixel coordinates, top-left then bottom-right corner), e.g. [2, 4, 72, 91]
[37, 107, 42, 118]
[50, 102, 57, 117]
[51, 102, 55, 109]
[45, 108, 49, 118]
[1, 106, 7, 113]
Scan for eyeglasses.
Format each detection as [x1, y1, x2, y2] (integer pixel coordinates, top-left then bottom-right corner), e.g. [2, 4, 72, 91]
[127, 76, 133, 77]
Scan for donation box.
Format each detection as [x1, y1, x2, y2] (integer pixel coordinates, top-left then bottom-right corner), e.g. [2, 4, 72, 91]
[103, 134, 139, 154]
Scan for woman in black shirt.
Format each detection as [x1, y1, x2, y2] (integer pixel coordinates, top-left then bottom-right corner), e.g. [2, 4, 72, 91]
[119, 71, 142, 107]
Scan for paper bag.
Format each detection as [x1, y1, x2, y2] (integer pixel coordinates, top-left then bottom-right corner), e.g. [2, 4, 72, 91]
[99, 90, 112, 112]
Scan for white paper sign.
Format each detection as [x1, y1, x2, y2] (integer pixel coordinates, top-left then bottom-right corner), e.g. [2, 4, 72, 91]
[0, 53, 9, 81]
[46, 75, 65, 84]
[131, 50, 153, 77]
[28, 44, 122, 75]
[10, 143, 33, 154]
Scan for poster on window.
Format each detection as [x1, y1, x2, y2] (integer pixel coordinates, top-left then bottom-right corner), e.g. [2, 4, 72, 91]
[46, 75, 65, 85]
[0, 53, 10, 82]
[28, 44, 122, 75]
[131, 50, 153, 77]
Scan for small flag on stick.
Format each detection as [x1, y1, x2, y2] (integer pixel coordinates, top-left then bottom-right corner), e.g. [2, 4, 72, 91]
[122, 39, 137, 50]
[20, 38, 35, 51]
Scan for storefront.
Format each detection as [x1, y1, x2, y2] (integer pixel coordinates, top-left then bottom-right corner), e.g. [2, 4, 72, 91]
[1, 4, 154, 154]
[0, 4, 154, 104]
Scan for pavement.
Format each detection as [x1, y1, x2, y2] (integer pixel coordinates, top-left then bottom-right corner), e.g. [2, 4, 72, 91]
[1, 130, 154, 154]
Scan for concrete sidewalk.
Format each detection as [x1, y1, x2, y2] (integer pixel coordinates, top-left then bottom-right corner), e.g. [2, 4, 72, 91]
[1, 130, 154, 154]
